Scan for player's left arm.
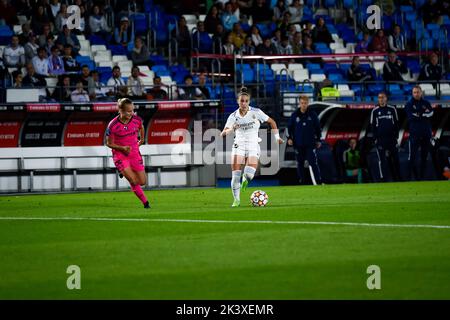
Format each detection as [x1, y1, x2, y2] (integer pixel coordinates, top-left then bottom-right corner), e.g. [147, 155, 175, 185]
[138, 124, 145, 146]
[266, 117, 284, 144]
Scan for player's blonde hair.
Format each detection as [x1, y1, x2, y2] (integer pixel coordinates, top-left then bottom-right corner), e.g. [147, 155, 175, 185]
[237, 86, 250, 98]
[117, 98, 133, 110]
[299, 95, 309, 102]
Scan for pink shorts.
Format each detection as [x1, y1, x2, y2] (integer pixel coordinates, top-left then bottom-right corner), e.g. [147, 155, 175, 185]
[113, 152, 145, 172]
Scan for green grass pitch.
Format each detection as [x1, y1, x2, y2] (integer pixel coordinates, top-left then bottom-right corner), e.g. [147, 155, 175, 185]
[0, 181, 449, 299]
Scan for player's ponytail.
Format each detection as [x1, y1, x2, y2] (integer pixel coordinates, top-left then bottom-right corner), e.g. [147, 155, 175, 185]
[117, 98, 133, 110]
[238, 86, 250, 98]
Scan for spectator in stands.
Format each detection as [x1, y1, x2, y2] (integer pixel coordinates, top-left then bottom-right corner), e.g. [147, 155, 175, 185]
[131, 37, 151, 67]
[62, 44, 80, 73]
[88, 70, 109, 101]
[19, 23, 33, 46]
[256, 37, 278, 55]
[278, 35, 293, 54]
[230, 23, 247, 50]
[240, 35, 255, 55]
[288, 0, 303, 24]
[37, 24, 53, 48]
[0, 0, 18, 26]
[388, 24, 406, 53]
[58, 25, 81, 56]
[107, 66, 127, 98]
[179, 74, 204, 100]
[251, 0, 274, 25]
[291, 31, 303, 54]
[47, 45, 65, 76]
[13, 0, 32, 21]
[127, 66, 145, 98]
[418, 52, 445, 83]
[192, 21, 214, 53]
[343, 138, 363, 183]
[355, 32, 370, 53]
[171, 16, 190, 56]
[77, 64, 91, 88]
[73, 3, 87, 35]
[204, 5, 221, 34]
[347, 56, 372, 82]
[420, 0, 440, 25]
[302, 36, 314, 54]
[23, 62, 51, 102]
[273, 0, 287, 24]
[49, 0, 61, 22]
[312, 17, 332, 45]
[3, 36, 25, 69]
[383, 51, 408, 82]
[222, 2, 239, 32]
[197, 73, 211, 99]
[114, 16, 134, 48]
[287, 24, 298, 44]
[370, 29, 389, 53]
[31, 5, 52, 36]
[89, 5, 111, 39]
[24, 33, 39, 64]
[228, 0, 241, 20]
[71, 80, 90, 102]
[32, 47, 49, 76]
[222, 33, 236, 55]
[250, 25, 263, 48]
[212, 23, 226, 53]
[52, 74, 72, 101]
[301, 21, 313, 39]
[54, 3, 69, 32]
[147, 76, 168, 100]
[11, 70, 23, 88]
[271, 28, 282, 51]
[278, 11, 291, 37]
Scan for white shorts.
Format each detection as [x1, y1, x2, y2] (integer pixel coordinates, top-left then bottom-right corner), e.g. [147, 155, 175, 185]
[231, 142, 260, 158]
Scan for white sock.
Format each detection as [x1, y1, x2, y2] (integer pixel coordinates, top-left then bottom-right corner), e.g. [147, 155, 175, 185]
[231, 170, 241, 201]
[243, 166, 256, 182]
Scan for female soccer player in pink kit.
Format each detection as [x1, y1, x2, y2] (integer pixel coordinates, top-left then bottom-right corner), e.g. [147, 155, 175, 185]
[106, 98, 150, 209]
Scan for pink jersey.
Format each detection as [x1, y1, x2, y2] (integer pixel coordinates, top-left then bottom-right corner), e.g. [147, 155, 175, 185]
[106, 114, 143, 157]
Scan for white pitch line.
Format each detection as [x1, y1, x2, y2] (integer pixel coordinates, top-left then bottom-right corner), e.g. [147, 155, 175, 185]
[0, 216, 449, 230]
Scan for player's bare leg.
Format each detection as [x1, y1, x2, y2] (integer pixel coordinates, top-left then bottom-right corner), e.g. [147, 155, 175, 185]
[121, 167, 150, 208]
[241, 156, 258, 192]
[231, 155, 245, 207]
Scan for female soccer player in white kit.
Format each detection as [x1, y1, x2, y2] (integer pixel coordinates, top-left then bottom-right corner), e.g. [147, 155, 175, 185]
[220, 87, 284, 207]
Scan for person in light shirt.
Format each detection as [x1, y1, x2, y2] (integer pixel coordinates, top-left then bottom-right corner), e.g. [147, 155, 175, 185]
[220, 87, 284, 207]
[71, 81, 90, 102]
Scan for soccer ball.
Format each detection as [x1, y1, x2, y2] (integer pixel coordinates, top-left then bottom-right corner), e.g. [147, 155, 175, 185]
[250, 190, 269, 207]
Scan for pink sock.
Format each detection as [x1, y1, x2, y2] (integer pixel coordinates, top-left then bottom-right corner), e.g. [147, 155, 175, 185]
[130, 184, 148, 204]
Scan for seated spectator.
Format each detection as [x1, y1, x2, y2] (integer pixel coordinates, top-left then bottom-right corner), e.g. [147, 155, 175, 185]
[88, 70, 109, 101]
[240, 36, 255, 55]
[131, 37, 151, 67]
[223, 34, 236, 55]
[32, 47, 49, 76]
[355, 32, 371, 53]
[288, 0, 303, 24]
[302, 36, 315, 54]
[212, 24, 226, 54]
[73, 4, 87, 35]
[204, 5, 221, 34]
[383, 51, 408, 82]
[38, 24, 54, 48]
[58, 25, 81, 56]
[89, 5, 111, 39]
[3, 36, 25, 69]
[343, 138, 363, 183]
[251, 0, 274, 25]
[78, 65, 91, 88]
[24, 33, 39, 64]
[31, 5, 52, 36]
[49, 0, 61, 22]
[179, 75, 204, 100]
[197, 73, 211, 99]
[291, 31, 303, 54]
[222, 2, 239, 32]
[278, 36, 293, 54]
[11, 70, 23, 88]
[114, 16, 134, 48]
[23, 63, 52, 102]
[0, 0, 18, 26]
[147, 76, 168, 100]
[388, 24, 406, 53]
[19, 23, 33, 46]
[171, 16, 190, 57]
[256, 38, 278, 55]
[62, 44, 80, 73]
[106, 66, 127, 97]
[347, 56, 372, 82]
[418, 52, 445, 83]
[54, 3, 69, 32]
[273, 0, 287, 24]
[71, 81, 90, 102]
[52, 75, 72, 101]
[271, 28, 282, 50]
[250, 25, 263, 48]
[278, 11, 291, 37]
[229, 23, 247, 51]
[193, 21, 214, 53]
[370, 29, 389, 53]
[127, 66, 145, 98]
[301, 21, 313, 39]
[47, 45, 65, 76]
[312, 17, 332, 45]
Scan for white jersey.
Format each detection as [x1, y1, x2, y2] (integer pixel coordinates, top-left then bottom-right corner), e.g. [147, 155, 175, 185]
[225, 106, 270, 145]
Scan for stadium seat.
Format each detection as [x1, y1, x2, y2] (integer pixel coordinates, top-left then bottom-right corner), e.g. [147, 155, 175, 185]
[419, 83, 437, 96]
[310, 74, 326, 82]
[293, 69, 309, 82]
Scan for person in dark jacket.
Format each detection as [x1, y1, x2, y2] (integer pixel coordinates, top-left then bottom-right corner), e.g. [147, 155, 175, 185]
[405, 86, 436, 180]
[418, 52, 445, 83]
[370, 92, 401, 181]
[287, 95, 322, 185]
[312, 17, 332, 44]
[383, 51, 408, 82]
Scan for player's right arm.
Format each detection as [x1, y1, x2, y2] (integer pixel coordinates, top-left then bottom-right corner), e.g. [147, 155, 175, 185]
[220, 113, 238, 137]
